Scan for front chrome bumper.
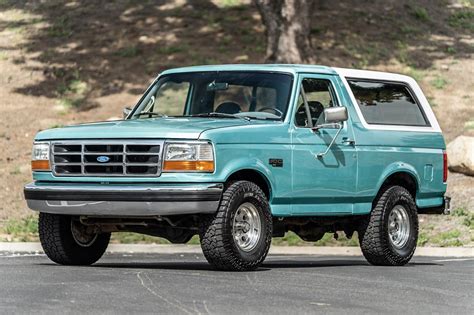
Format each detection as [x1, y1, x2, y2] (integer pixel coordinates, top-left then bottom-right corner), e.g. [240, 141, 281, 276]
[24, 182, 223, 216]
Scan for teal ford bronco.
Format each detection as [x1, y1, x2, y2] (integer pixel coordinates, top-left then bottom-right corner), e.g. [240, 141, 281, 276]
[24, 65, 450, 271]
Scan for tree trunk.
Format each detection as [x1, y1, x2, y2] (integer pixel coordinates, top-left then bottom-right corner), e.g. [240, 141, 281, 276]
[254, 0, 316, 64]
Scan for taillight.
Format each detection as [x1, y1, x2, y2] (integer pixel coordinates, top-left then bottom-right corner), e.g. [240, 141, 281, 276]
[443, 150, 448, 183]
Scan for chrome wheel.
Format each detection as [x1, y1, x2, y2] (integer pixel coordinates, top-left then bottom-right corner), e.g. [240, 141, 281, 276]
[388, 205, 410, 249]
[71, 220, 98, 247]
[232, 202, 261, 252]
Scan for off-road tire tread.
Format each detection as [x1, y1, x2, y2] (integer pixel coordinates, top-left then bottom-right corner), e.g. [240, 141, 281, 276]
[359, 185, 418, 266]
[39, 212, 110, 265]
[199, 181, 272, 271]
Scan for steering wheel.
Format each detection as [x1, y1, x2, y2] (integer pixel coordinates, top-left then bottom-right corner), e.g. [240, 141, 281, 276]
[258, 107, 283, 117]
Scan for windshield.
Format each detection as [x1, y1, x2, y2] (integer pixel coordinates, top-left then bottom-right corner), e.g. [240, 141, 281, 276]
[129, 71, 293, 121]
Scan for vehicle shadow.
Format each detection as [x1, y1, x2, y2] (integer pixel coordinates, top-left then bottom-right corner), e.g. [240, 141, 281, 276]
[38, 257, 441, 272]
[262, 259, 441, 269]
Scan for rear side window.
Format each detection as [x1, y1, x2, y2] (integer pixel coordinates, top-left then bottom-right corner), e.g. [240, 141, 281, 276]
[347, 80, 428, 126]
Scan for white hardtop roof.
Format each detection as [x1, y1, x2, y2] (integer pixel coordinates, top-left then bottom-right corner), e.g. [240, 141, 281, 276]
[333, 67, 417, 85]
[161, 64, 416, 82]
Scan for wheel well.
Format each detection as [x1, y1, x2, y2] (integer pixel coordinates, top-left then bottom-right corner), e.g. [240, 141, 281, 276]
[226, 169, 271, 199]
[377, 172, 417, 202]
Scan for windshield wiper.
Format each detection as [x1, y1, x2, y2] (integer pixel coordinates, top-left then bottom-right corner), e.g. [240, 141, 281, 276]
[191, 112, 250, 121]
[135, 111, 168, 118]
[239, 115, 281, 121]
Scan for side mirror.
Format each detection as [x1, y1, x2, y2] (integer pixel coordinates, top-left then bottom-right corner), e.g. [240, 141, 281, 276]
[123, 107, 132, 119]
[313, 107, 349, 159]
[324, 106, 348, 123]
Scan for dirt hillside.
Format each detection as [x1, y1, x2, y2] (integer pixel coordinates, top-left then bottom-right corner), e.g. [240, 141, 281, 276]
[0, 0, 472, 245]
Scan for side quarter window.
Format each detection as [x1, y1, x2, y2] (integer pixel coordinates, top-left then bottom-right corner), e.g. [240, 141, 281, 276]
[295, 79, 337, 127]
[347, 79, 429, 126]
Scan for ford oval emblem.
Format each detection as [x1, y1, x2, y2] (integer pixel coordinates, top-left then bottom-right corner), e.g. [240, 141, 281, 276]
[97, 156, 110, 163]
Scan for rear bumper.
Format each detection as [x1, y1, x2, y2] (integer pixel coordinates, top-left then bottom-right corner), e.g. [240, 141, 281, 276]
[418, 196, 451, 215]
[444, 196, 451, 215]
[24, 182, 223, 216]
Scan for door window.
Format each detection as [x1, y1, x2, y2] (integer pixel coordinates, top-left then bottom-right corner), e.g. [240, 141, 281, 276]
[295, 79, 337, 127]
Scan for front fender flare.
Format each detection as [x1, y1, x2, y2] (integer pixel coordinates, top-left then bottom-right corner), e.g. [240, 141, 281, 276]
[220, 157, 276, 196]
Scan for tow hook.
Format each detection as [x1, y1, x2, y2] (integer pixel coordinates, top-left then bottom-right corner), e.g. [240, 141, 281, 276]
[443, 196, 451, 215]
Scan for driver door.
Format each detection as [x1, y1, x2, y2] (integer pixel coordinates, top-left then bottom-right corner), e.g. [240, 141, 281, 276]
[291, 74, 358, 215]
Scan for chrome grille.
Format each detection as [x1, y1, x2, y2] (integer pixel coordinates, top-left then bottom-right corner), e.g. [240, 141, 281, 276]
[51, 141, 164, 177]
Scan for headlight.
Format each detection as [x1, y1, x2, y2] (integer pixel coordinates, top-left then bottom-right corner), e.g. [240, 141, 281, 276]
[163, 142, 214, 172]
[31, 142, 50, 171]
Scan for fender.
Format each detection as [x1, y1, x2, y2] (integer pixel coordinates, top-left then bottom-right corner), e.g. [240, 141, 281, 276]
[220, 157, 276, 199]
[375, 162, 421, 197]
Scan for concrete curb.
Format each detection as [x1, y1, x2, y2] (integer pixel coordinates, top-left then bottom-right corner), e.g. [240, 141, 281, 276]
[0, 242, 473, 257]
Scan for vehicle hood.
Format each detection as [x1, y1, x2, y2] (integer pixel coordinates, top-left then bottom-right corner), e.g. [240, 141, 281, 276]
[34, 117, 259, 140]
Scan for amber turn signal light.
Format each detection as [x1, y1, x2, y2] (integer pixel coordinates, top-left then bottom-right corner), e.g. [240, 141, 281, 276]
[163, 160, 214, 172]
[31, 160, 50, 171]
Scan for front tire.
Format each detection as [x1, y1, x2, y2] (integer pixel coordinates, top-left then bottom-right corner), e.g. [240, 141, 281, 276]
[39, 213, 110, 265]
[359, 185, 418, 266]
[199, 181, 272, 271]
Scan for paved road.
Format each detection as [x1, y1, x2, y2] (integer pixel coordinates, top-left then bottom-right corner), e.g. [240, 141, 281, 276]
[1, 252, 473, 314]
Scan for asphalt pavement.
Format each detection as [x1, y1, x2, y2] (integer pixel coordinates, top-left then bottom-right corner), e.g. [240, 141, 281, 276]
[1, 252, 473, 314]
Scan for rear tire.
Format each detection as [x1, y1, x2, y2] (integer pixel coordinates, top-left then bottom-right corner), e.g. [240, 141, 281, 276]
[39, 213, 110, 265]
[359, 185, 418, 266]
[199, 181, 272, 271]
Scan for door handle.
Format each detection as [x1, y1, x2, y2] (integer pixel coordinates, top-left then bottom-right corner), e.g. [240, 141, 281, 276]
[342, 137, 355, 145]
